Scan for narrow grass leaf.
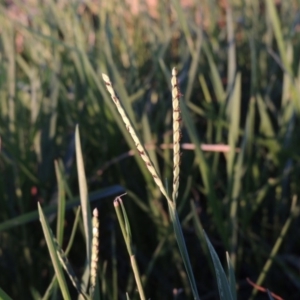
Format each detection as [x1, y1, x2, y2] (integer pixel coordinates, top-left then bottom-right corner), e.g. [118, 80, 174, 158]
[190, 202, 213, 272]
[226, 252, 237, 300]
[75, 125, 92, 267]
[265, 0, 292, 75]
[65, 207, 81, 255]
[281, 42, 293, 107]
[180, 97, 225, 241]
[250, 196, 300, 299]
[112, 225, 118, 300]
[265, 0, 300, 113]
[0, 185, 125, 232]
[226, 1, 236, 96]
[226, 73, 241, 178]
[113, 198, 130, 254]
[119, 198, 133, 244]
[184, 31, 202, 104]
[204, 231, 233, 300]
[169, 205, 200, 300]
[114, 197, 146, 300]
[54, 160, 66, 245]
[202, 42, 226, 103]
[37, 203, 71, 300]
[0, 288, 13, 300]
[256, 94, 280, 162]
[171, 0, 195, 57]
[141, 112, 160, 177]
[42, 273, 57, 300]
[199, 74, 212, 103]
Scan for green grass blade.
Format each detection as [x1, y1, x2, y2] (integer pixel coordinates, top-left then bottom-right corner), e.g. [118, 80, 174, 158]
[256, 94, 280, 160]
[265, 0, 300, 113]
[226, 1, 236, 96]
[65, 207, 81, 255]
[141, 112, 160, 176]
[75, 125, 92, 289]
[228, 75, 243, 268]
[202, 42, 226, 103]
[265, 0, 292, 76]
[54, 160, 66, 245]
[0, 288, 13, 300]
[190, 202, 212, 272]
[112, 226, 118, 300]
[250, 196, 300, 299]
[114, 197, 146, 300]
[37, 202, 71, 300]
[0, 185, 125, 232]
[226, 73, 241, 178]
[199, 74, 212, 103]
[169, 205, 200, 300]
[204, 232, 233, 300]
[180, 97, 225, 241]
[226, 252, 237, 300]
[114, 197, 130, 254]
[184, 32, 202, 104]
[42, 274, 56, 300]
[126, 293, 131, 300]
[171, 0, 195, 58]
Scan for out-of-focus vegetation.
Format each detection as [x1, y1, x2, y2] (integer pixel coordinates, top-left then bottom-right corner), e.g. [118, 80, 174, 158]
[1, 0, 300, 299]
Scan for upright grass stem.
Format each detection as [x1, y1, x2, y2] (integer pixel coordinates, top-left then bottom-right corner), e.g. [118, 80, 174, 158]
[114, 197, 146, 300]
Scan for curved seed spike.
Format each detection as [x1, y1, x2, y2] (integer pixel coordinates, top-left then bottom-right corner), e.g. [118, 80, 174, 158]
[171, 68, 181, 202]
[102, 74, 173, 205]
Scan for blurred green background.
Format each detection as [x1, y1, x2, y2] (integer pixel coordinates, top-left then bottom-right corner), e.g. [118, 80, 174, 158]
[1, 0, 300, 299]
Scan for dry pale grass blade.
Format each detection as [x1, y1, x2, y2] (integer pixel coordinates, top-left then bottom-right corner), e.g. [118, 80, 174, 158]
[102, 73, 172, 205]
[90, 208, 99, 296]
[171, 67, 181, 202]
[94, 143, 236, 176]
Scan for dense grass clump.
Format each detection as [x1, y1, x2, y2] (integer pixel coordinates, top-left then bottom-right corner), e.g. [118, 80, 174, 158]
[1, 0, 300, 299]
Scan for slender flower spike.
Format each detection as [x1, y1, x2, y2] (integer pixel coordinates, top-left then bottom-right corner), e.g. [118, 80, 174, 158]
[102, 73, 173, 206]
[171, 68, 181, 202]
[90, 208, 99, 296]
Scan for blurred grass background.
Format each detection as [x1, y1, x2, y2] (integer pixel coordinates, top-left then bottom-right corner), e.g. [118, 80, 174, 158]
[1, 0, 300, 299]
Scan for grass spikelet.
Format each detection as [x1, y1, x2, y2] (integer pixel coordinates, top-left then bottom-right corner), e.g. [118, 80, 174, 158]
[171, 67, 181, 202]
[102, 73, 173, 206]
[90, 208, 99, 296]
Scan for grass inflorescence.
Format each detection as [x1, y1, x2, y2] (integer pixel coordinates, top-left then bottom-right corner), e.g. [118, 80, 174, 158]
[171, 67, 182, 203]
[1, 0, 300, 299]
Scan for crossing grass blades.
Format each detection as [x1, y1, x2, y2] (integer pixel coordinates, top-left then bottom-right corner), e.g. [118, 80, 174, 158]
[102, 68, 238, 300]
[37, 68, 239, 300]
